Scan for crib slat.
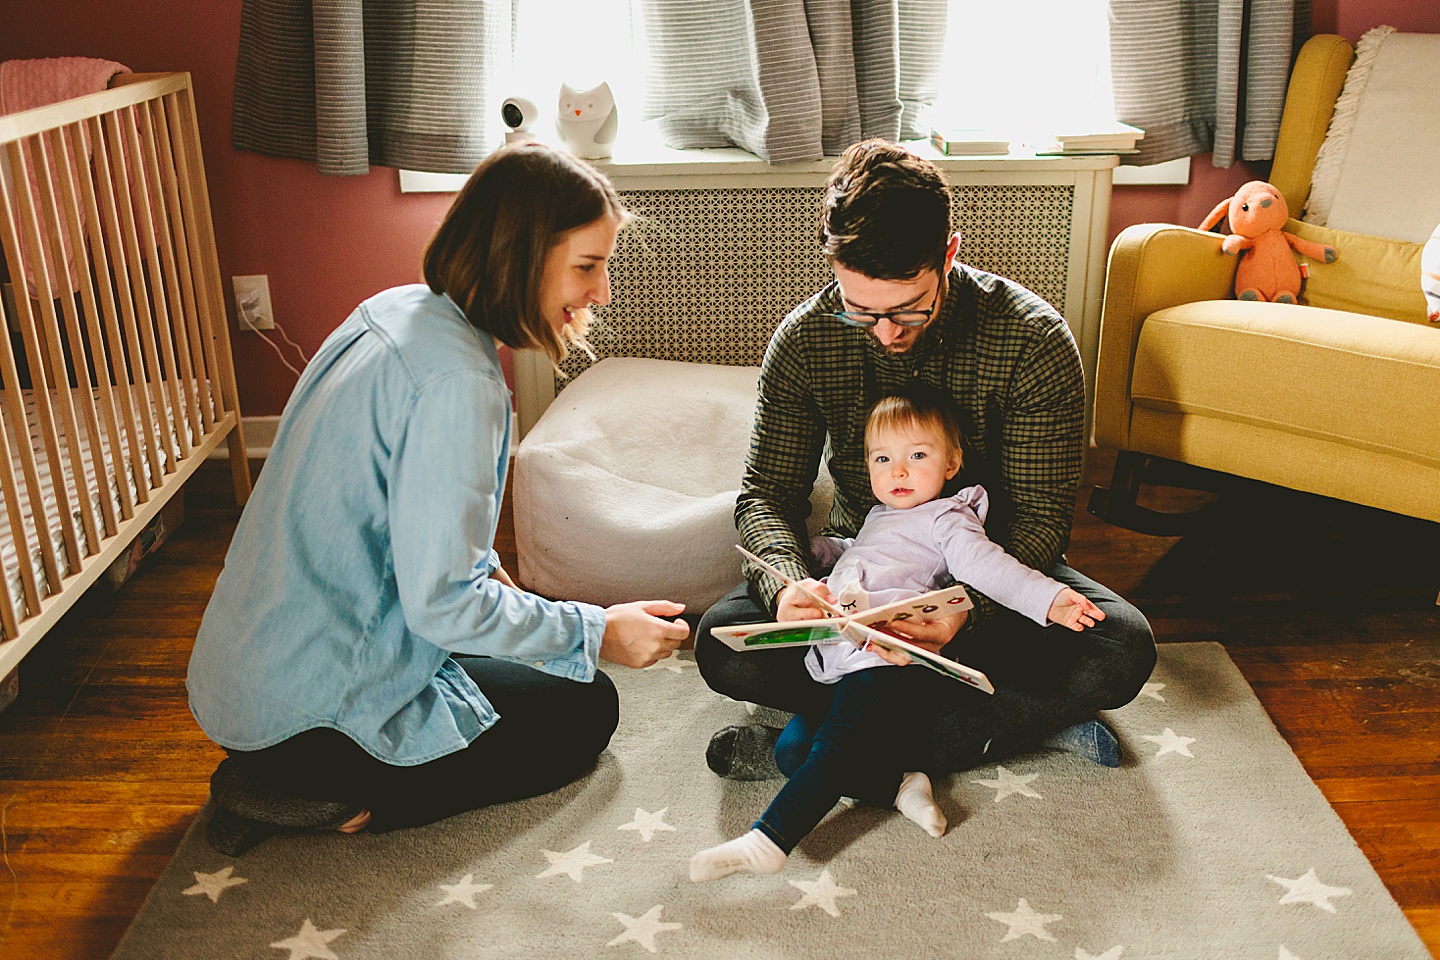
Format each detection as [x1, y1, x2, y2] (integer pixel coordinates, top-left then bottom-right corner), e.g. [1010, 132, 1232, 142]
[25, 133, 102, 559]
[0, 274, 44, 626]
[117, 107, 181, 471]
[68, 119, 136, 522]
[175, 84, 250, 503]
[42, 124, 120, 541]
[159, 94, 214, 431]
[170, 92, 224, 417]
[149, 97, 209, 437]
[134, 103, 195, 458]
[84, 116, 149, 512]
[14, 136, 95, 564]
[116, 106, 180, 471]
[100, 109, 165, 493]
[0, 140, 74, 591]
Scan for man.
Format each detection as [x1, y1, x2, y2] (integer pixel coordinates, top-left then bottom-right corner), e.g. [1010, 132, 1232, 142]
[695, 139, 1156, 779]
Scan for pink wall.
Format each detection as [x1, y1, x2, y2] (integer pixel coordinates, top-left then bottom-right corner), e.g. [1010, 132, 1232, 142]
[5, 1, 1437, 415]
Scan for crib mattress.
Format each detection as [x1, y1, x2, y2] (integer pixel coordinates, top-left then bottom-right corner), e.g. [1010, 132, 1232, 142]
[0, 384, 198, 626]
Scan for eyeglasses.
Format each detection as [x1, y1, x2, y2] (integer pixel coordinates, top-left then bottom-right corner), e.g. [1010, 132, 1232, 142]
[825, 293, 940, 329]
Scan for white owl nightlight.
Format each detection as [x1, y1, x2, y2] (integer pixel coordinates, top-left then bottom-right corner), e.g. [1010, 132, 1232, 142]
[556, 81, 618, 159]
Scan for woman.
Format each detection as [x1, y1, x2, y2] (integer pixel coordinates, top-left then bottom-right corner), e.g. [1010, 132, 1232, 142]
[188, 144, 688, 855]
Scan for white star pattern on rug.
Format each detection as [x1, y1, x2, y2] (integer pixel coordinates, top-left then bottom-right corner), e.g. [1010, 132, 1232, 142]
[644, 654, 693, 674]
[537, 840, 614, 882]
[1140, 681, 1166, 701]
[1077, 946, 1124, 960]
[1142, 727, 1196, 758]
[1279, 947, 1301, 960]
[617, 807, 675, 842]
[434, 873, 493, 909]
[972, 765, 1042, 802]
[607, 904, 682, 952]
[788, 869, 857, 917]
[986, 897, 1063, 942]
[1267, 868, 1353, 913]
[181, 865, 247, 903]
[270, 918, 345, 960]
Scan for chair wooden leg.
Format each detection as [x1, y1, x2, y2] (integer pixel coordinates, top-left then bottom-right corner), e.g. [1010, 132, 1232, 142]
[1088, 451, 1217, 537]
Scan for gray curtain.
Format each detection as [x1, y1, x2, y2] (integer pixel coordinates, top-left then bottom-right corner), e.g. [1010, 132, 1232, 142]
[232, 0, 512, 176]
[639, 0, 946, 164]
[1109, 0, 1311, 167]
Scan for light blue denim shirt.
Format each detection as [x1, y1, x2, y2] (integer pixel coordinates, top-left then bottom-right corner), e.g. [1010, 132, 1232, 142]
[188, 285, 606, 765]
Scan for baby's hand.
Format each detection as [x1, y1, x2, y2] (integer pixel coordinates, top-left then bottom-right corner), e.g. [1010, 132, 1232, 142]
[1048, 588, 1105, 631]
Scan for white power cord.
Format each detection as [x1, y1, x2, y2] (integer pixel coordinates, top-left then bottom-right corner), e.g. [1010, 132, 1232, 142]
[237, 295, 310, 379]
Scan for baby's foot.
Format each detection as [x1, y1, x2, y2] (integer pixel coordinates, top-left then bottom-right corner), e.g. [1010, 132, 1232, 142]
[690, 829, 786, 882]
[895, 771, 947, 838]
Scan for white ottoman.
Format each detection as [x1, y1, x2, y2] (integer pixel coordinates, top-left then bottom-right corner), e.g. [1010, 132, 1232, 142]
[512, 357, 833, 610]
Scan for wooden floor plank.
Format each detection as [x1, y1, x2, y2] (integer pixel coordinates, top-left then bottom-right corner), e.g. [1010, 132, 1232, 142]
[0, 453, 1435, 959]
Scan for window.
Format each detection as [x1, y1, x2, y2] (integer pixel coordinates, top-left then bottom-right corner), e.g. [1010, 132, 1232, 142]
[506, 0, 644, 136]
[929, 0, 1116, 138]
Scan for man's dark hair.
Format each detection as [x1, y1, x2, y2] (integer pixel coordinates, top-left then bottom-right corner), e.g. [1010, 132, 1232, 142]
[819, 139, 952, 280]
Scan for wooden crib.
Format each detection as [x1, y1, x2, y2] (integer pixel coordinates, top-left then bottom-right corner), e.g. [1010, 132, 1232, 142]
[0, 72, 249, 679]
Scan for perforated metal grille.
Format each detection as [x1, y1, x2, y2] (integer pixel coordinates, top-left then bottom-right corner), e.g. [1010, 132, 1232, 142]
[557, 184, 1075, 387]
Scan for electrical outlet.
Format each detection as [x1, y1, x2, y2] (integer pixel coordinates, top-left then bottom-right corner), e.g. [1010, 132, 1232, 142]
[232, 274, 275, 330]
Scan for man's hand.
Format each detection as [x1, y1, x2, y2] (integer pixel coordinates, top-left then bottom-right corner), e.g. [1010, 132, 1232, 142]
[883, 609, 968, 654]
[600, 600, 689, 668]
[776, 579, 837, 622]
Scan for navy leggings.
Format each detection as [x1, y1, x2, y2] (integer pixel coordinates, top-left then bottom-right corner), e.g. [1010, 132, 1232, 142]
[755, 663, 948, 852]
[224, 657, 619, 831]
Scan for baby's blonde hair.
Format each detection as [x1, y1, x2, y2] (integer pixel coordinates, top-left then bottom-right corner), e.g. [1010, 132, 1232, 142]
[865, 384, 964, 467]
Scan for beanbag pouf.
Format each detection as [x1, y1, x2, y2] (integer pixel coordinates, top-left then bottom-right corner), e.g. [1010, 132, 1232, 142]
[512, 358, 834, 610]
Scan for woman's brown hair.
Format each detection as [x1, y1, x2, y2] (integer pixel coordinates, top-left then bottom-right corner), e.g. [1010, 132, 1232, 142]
[423, 143, 627, 363]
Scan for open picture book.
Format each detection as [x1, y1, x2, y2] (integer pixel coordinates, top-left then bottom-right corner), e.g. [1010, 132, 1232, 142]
[713, 547, 995, 694]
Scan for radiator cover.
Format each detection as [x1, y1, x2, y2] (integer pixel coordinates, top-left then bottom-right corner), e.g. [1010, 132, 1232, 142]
[516, 157, 1114, 438]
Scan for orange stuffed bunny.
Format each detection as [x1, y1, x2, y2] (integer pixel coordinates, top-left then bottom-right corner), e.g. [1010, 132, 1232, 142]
[1199, 181, 1338, 303]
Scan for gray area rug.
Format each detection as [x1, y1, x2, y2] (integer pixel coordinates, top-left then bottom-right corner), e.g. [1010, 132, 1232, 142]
[113, 642, 1428, 960]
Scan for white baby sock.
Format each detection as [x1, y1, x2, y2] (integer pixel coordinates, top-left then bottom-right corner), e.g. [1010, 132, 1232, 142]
[690, 829, 787, 882]
[895, 771, 947, 838]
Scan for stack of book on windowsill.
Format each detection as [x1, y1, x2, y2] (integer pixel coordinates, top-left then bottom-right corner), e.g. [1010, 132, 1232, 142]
[929, 127, 1012, 156]
[1034, 122, 1145, 155]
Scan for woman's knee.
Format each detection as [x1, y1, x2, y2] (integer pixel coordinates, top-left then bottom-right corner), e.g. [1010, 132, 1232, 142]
[577, 670, 620, 753]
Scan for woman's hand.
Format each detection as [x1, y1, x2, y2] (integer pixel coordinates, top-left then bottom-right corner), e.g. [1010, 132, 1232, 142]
[776, 580, 837, 622]
[490, 565, 519, 589]
[600, 600, 689, 668]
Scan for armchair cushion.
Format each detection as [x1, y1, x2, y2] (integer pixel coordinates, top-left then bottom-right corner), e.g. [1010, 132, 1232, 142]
[1287, 220, 1429, 323]
[1131, 300, 1440, 469]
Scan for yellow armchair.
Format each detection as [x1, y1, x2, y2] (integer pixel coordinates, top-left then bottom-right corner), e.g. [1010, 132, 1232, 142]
[1091, 34, 1440, 532]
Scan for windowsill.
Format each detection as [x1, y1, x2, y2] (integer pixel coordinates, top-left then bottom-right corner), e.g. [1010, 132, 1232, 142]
[398, 119, 1142, 194]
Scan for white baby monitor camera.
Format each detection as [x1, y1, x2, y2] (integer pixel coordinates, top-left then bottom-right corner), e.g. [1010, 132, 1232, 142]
[501, 96, 538, 144]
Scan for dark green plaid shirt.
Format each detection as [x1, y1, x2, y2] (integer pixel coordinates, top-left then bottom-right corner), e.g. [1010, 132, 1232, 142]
[736, 263, 1086, 628]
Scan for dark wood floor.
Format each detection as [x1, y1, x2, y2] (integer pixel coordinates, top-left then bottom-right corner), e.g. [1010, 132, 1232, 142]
[0, 452, 1436, 959]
